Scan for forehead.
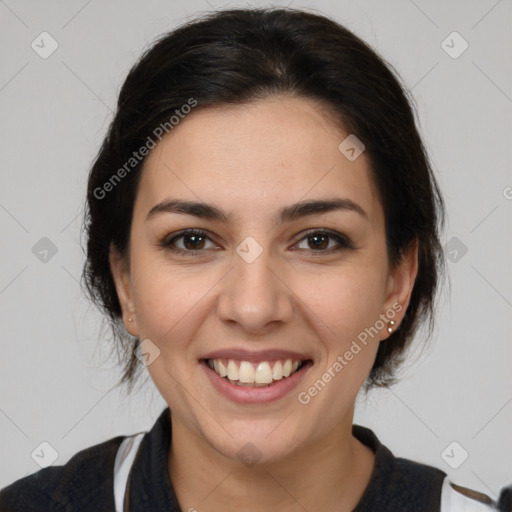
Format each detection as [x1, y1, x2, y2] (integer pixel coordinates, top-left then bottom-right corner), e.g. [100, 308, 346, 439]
[136, 96, 383, 226]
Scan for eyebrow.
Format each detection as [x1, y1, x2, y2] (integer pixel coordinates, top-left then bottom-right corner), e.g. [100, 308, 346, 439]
[146, 197, 369, 224]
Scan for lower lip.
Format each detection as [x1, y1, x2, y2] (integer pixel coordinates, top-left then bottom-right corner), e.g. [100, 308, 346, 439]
[201, 360, 312, 404]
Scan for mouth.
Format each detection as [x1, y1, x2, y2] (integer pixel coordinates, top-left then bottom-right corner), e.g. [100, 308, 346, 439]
[203, 357, 310, 387]
[200, 350, 313, 404]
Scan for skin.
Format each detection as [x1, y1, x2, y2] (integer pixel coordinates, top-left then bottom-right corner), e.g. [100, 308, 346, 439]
[110, 95, 418, 511]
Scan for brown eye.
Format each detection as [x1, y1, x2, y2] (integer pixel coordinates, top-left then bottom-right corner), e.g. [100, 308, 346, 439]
[295, 230, 354, 252]
[181, 233, 206, 250]
[161, 229, 217, 255]
[307, 233, 329, 250]
[161, 228, 354, 257]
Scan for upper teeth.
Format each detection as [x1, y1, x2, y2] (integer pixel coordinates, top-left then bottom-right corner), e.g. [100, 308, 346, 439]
[207, 359, 303, 384]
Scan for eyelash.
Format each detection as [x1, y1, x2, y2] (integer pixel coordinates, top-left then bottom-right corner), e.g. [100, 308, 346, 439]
[160, 228, 355, 257]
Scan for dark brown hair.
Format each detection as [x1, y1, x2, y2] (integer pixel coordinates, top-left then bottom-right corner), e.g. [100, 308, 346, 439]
[82, 7, 446, 394]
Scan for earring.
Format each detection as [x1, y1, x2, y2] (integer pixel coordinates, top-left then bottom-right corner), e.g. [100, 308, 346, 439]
[387, 320, 395, 334]
[128, 317, 133, 323]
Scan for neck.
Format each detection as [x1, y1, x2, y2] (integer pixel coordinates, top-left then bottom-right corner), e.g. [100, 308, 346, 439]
[168, 411, 375, 512]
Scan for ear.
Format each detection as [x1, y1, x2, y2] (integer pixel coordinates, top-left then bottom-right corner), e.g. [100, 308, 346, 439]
[380, 238, 419, 340]
[109, 242, 139, 336]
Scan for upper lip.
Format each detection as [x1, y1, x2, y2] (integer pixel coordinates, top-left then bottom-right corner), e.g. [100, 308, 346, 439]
[201, 348, 312, 362]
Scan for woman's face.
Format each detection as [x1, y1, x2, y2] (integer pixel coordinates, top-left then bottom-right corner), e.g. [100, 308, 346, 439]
[111, 96, 417, 464]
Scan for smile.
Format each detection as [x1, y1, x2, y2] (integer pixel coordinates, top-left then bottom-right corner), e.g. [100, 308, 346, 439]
[201, 353, 313, 404]
[205, 358, 306, 387]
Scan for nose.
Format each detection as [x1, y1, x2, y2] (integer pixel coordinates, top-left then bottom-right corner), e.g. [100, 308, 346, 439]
[216, 242, 294, 334]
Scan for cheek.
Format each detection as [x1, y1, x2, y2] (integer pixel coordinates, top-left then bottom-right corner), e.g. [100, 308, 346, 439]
[132, 267, 208, 342]
[293, 264, 386, 343]
[132, 252, 222, 351]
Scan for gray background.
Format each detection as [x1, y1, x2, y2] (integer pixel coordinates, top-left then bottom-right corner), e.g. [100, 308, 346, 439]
[1, 0, 511, 499]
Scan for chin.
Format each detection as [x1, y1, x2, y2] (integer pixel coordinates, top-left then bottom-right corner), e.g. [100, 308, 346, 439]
[203, 419, 307, 468]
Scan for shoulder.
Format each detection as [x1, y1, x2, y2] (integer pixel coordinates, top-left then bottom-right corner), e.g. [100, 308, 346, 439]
[352, 425, 511, 511]
[389, 455, 511, 511]
[377, 456, 510, 511]
[354, 424, 447, 507]
[440, 477, 512, 511]
[0, 434, 126, 511]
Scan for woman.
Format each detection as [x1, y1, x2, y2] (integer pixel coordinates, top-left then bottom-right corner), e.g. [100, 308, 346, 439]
[1, 7, 510, 511]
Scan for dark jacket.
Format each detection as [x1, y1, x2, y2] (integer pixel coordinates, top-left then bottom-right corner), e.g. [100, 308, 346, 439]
[1, 407, 510, 511]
